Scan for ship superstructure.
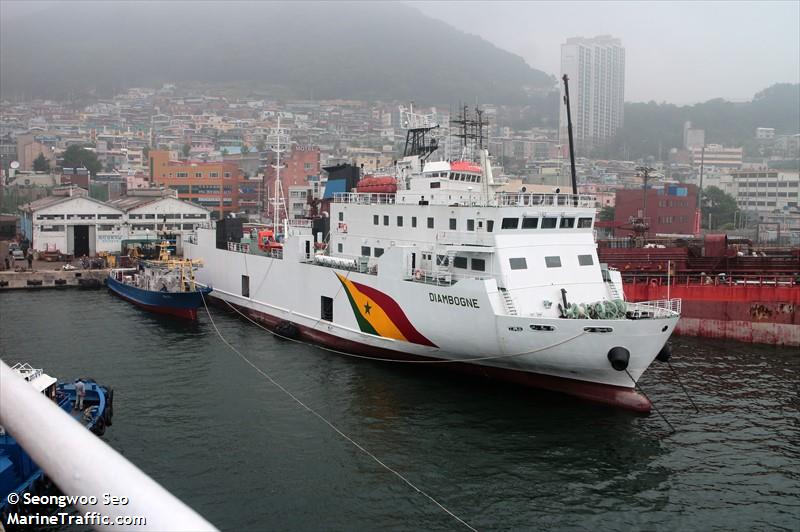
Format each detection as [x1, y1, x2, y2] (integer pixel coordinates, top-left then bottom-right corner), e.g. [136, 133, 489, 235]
[186, 109, 680, 412]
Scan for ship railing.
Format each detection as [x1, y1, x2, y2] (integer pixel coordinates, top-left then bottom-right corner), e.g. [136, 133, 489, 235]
[494, 192, 596, 208]
[227, 241, 250, 253]
[286, 218, 312, 228]
[0, 360, 218, 531]
[406, 267, 494, 286]
[626, 298, 681, 319]
[333, 192, 396, 205]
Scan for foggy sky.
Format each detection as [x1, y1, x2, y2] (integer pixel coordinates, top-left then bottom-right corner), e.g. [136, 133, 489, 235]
[413, 0, 800, 104]
[2, 1, 798, 105]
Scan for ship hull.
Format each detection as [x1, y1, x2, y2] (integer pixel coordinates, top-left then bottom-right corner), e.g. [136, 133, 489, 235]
[624, 281, 799, 346]
[213, 297, 653, 412]
[107, 275, 211, 320]
[186, 231, 678, 412]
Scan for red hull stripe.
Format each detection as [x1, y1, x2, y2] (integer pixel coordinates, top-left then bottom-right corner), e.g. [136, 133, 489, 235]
[350, 279, 436, 347]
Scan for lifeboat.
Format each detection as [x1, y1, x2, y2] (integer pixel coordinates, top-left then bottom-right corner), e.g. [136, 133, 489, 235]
[356, 176, 397, 194]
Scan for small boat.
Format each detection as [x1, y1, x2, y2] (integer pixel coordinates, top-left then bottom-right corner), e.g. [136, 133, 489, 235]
[0, 363, 114, 520]
[107, 241, 212, 320]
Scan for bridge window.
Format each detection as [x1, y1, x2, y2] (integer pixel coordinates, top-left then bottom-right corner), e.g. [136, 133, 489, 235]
[501, 217, 519, 229]
[521, 217, 538, 229]
[578, 217, 593, 228]
[467, 219, 475, 231]
[578, 254, 594, 266]
[560, 217, 575, 228]
[453, 256, 468, 269]
[545, 256, 562, 268]
[541, 217, 557, 229]
[449, 218, 457, 230]
[471, 258, 486, 272]
[509, 257, 527, 270]
[427, 217, 434, 229]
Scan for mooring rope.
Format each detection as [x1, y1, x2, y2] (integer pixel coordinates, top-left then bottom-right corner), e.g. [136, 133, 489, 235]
[200, 292, 478, 532]
[219, 295, 587, 364]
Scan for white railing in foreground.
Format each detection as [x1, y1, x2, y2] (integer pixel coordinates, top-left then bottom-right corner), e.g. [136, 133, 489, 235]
[626, 298, 682, 319]
[0, 360, 217, 532]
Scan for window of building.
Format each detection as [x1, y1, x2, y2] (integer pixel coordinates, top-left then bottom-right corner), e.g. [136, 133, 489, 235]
[373, 215, 379, 225]
[501, 217, 519, 229]
[471, 258, 486, 271]
[361, 246, 371, 256]
[383, 215, 389, 226]
[338, 212, 344, 221]
[509, 258, 527, 270]
[98, 225, 115, 231]
[487, 220, 494, 232]
[578, 254, 594, 266]
[560, 217, 575, 229]
[541, 217, 558, 229]
[224, 172, 231, 178]
[195, 172, 203, 178]
[427, 217, 434, 229]
[374, 248, 384, 257]
[40, 225, 65, 232]
[98, 214, 122, 220]
[412, 216, 417, 228]
[183, 223, 195, 230]
[467, 219, 475, 231]
[453, 256, 468, 269]
[578, 217, 593, 228]
[449, 218, 457, 230]
[209, 172, 219, 178]
[521, 217, 538, 229]
[176, 172, 188, 178]
[397, 216, 403, 227]
[545, 256, 562, 268]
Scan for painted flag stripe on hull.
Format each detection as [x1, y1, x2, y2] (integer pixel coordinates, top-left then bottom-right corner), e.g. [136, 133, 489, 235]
[336, 274, 437, 347]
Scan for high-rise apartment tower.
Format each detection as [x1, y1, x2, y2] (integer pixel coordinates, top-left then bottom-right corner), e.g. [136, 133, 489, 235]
[560, 36, 626, 155]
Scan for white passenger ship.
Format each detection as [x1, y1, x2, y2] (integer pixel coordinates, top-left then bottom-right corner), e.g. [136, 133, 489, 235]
[186, 125, 679, 412]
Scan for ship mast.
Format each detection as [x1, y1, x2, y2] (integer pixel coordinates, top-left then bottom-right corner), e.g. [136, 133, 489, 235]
[267, 117, 289, 228]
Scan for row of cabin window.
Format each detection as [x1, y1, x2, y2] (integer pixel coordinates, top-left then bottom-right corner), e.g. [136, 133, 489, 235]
[426, 172, 481, 182]
[367, 214, 591, 231]
[360, 246, 385, 258]
[501, 216, 593, 230]
[508, 254, 594, 270]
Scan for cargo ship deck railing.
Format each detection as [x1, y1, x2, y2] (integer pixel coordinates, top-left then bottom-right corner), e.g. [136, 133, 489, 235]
[625, 273, 800, 287]
[0, 360, 217, 531]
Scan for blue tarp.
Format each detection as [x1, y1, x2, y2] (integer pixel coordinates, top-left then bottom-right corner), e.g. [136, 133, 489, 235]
[322, 178, 347, 199]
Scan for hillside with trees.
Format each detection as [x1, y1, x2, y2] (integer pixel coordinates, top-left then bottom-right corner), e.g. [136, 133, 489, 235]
[601, 84, 800, 160]
[0, 1, 554, 105]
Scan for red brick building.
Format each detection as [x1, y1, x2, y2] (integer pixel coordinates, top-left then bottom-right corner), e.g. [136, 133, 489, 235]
[149, 150, 245, 219]
[614, 184, 700, 237]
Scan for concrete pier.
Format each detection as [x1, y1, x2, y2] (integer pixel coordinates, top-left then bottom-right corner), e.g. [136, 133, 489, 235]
[0, 268, 109, 290]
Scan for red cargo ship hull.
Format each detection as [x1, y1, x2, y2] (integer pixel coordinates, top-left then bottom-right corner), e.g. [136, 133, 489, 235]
[623, 278, 799, 346]
[598, 236, 799, 346]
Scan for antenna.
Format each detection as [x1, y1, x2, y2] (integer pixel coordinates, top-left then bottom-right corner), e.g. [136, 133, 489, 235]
[399, 104, 439, 160]
[561, 75, 578, 200]
[267, 117, 290, 227]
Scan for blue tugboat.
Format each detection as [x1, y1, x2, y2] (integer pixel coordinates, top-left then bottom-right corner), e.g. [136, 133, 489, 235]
[107, 241, 212, 320]
[0, 363, 114, 520]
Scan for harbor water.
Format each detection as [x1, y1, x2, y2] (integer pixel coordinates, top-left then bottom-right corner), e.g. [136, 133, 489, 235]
[1, 289, 798, 531]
